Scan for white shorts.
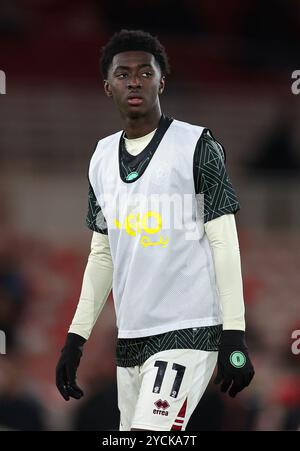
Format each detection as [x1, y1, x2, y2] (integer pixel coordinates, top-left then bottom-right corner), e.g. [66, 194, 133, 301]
[117, 348, 218, 431]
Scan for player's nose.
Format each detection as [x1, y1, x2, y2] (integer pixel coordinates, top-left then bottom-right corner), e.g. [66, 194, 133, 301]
[127, 75, 142, 90]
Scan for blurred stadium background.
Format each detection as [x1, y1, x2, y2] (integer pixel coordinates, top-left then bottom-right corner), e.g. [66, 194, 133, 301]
[0, 0, 299, 431]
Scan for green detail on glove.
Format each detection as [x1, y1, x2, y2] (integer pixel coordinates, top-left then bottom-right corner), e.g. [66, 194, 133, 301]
[230, 351, 246, 368]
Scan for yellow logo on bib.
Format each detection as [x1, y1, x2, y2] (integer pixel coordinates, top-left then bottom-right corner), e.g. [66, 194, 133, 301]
[114, 211, 168, 248]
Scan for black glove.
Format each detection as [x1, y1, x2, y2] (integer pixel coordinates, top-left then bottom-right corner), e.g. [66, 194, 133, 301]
[214, 330, 255, 398]
[56, 333, 86, 401]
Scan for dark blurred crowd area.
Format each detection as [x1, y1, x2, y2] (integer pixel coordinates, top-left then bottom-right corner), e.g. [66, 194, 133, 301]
[0, 0, 300, 83]
[1, 223, 299, 431]
[0, 0, 300, 431]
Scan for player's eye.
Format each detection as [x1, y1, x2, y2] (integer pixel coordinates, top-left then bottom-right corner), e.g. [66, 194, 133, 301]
[116, 73, 127, 79]
[142, 72, 153, 78]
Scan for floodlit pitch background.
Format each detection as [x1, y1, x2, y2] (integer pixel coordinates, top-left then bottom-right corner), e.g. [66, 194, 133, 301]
[0, 0, 299, 431]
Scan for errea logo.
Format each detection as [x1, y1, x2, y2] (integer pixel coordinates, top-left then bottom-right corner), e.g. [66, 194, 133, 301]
[0, 70, 6, 94]
[153, 399, 170, 416]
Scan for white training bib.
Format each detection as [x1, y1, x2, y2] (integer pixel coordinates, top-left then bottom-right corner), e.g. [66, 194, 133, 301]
[89, 119, 222, 338]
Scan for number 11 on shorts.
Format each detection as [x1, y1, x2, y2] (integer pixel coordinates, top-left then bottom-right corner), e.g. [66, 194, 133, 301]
[152, 360, 186, 398]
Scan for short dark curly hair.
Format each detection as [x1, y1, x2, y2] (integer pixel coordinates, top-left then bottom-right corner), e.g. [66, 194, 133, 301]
[100, 29, 170, 79]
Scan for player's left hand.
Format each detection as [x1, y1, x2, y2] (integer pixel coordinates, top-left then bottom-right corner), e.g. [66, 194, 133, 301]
[214, 330, 255, 397]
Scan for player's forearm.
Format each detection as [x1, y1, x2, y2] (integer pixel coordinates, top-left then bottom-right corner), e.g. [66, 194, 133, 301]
[204, 214, 245, 331]
[68, 232, 113, 340]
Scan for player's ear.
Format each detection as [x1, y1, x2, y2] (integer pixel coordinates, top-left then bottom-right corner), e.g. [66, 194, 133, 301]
[104, 80, 113, 98]
[159, 76, 165, 95]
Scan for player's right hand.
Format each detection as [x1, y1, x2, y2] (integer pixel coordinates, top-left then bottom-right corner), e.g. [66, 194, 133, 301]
[56, 333, 86, 401]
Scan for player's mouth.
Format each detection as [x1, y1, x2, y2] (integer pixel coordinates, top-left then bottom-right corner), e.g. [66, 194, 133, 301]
[127, 94, 143, 106]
